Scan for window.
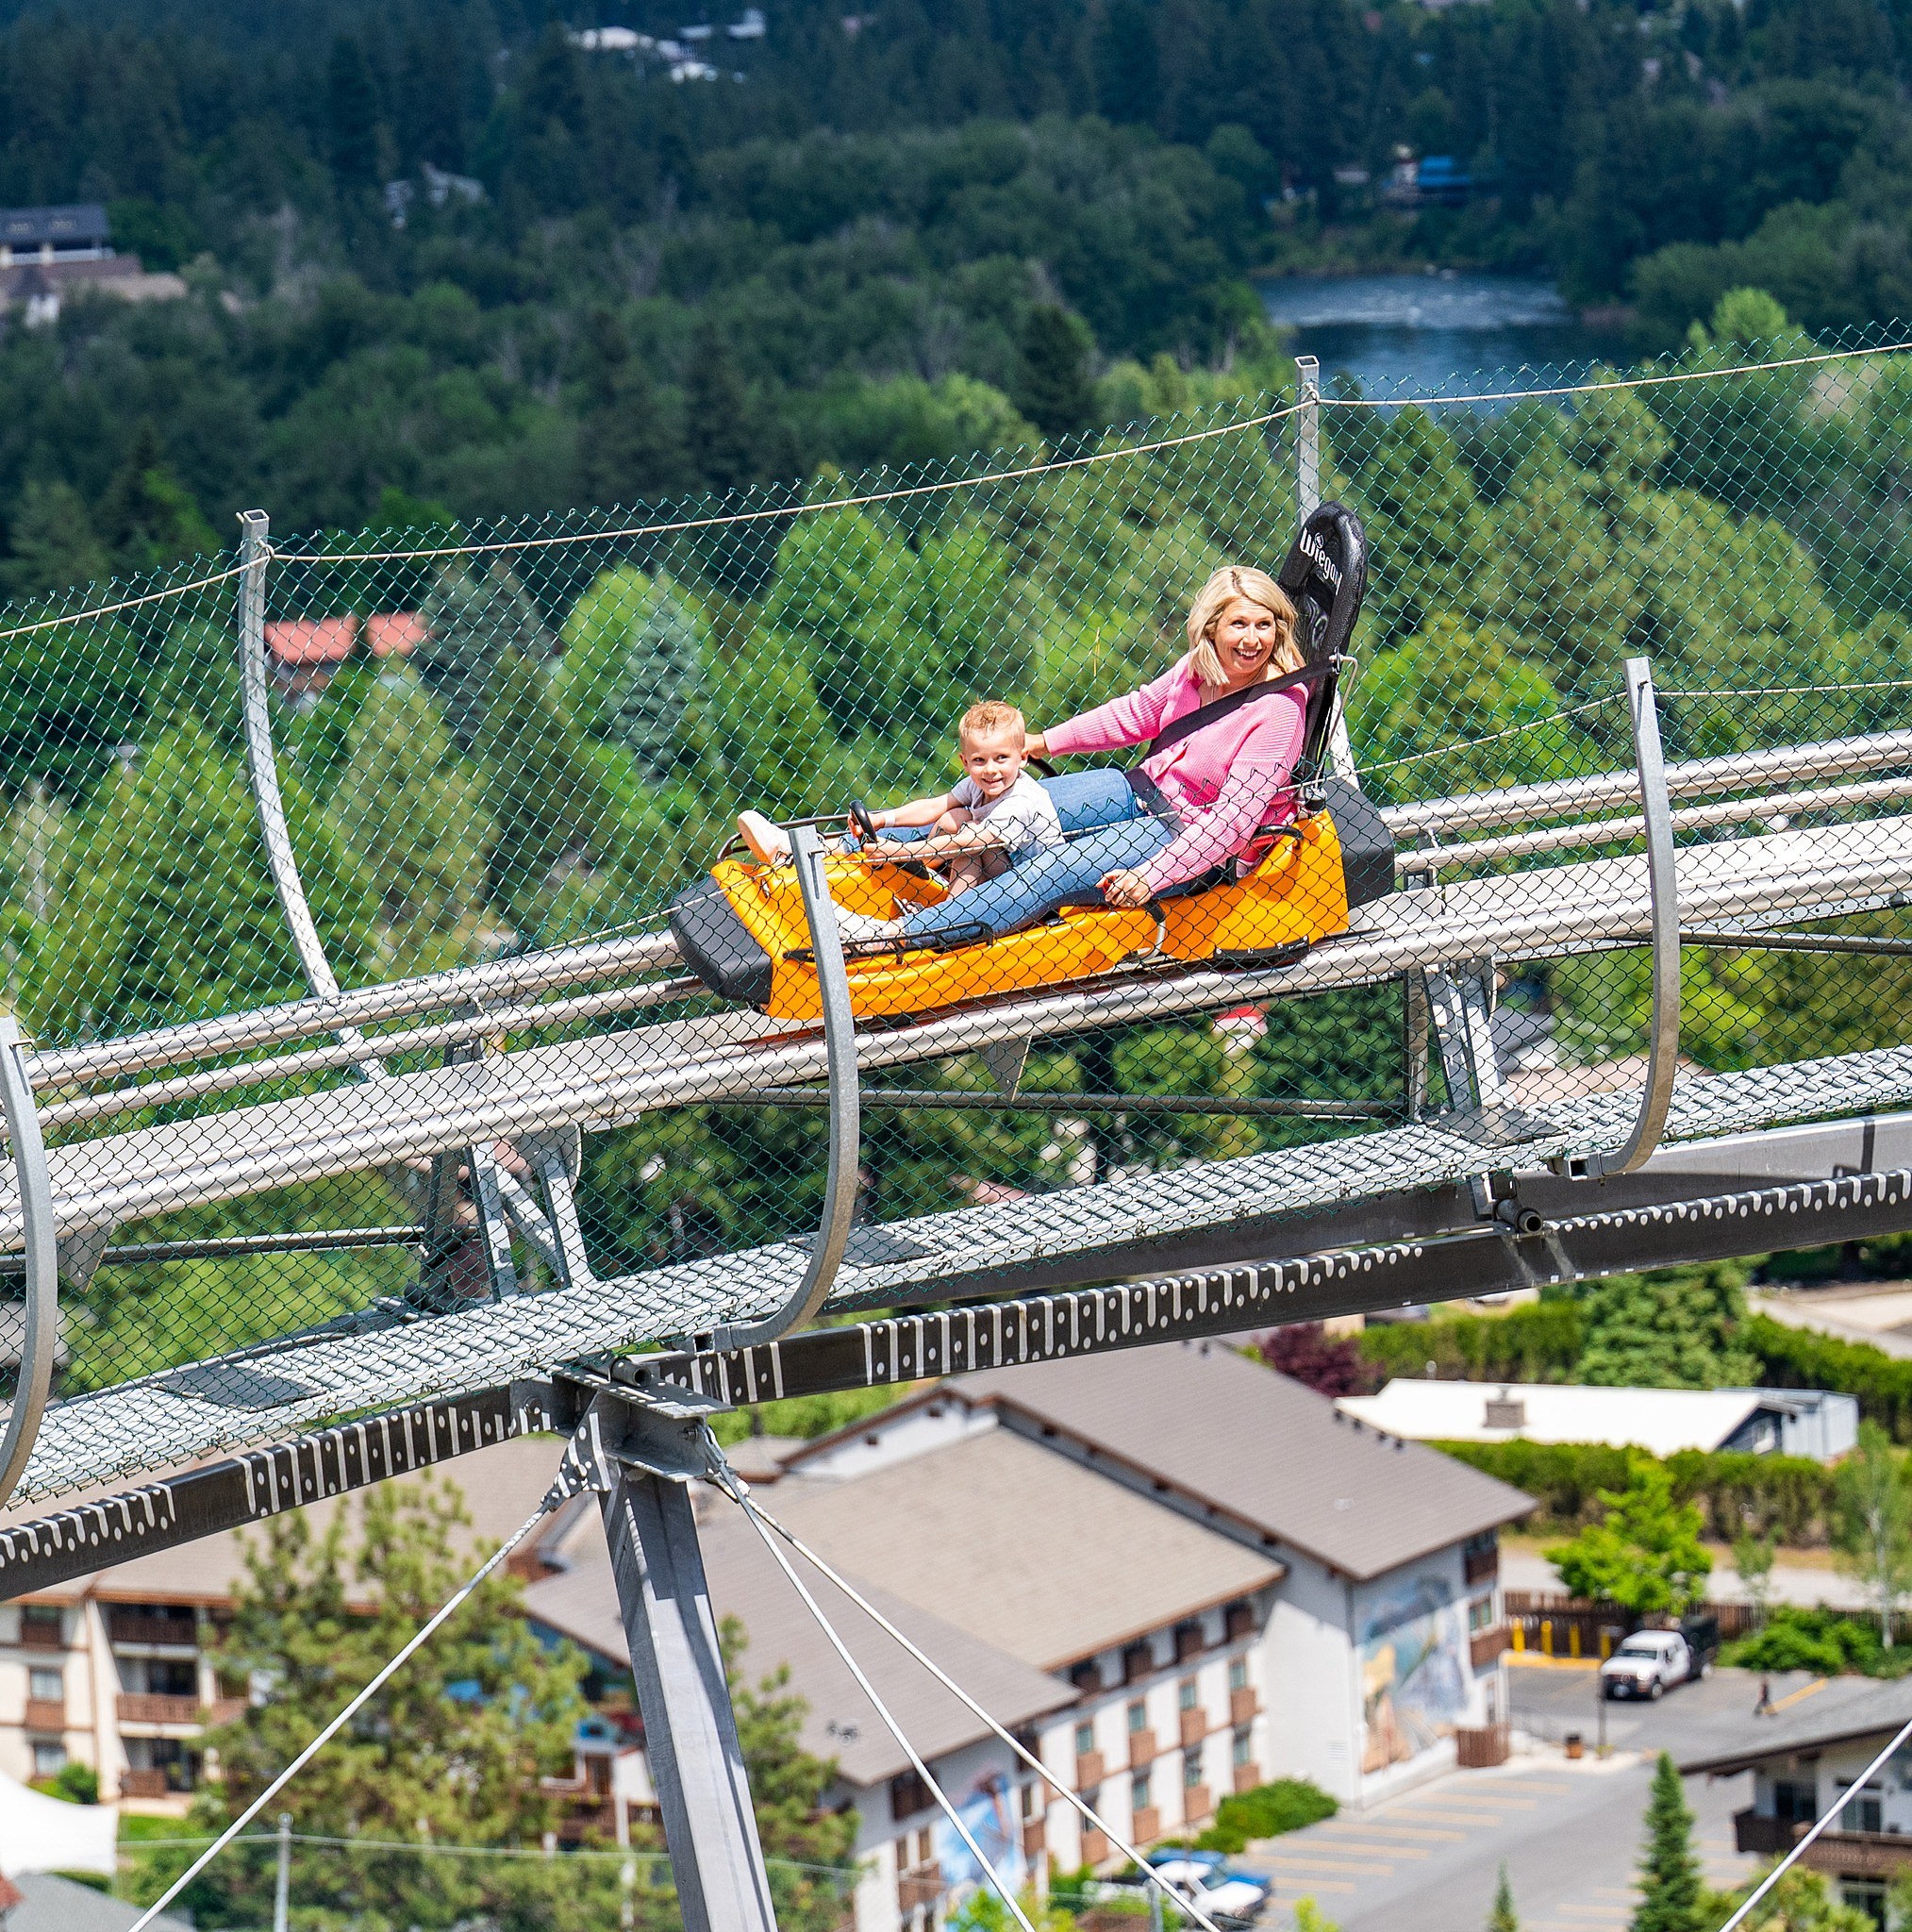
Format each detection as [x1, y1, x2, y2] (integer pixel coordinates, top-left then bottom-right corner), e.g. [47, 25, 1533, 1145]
[27, 1668, 61, 1703]
[1173, 1621, 1203, 1662]
[30, 1741, 65, 1776]
[1184, 1745, 1205, 1790]
[1070, 1659, 1104, 1693]
[1130, 1771, 1152, 1814]
[1468, 1595, 1496, 1635]
[1122, 1641, 1154, 1684]
[1127, 1701, 1148, 1734]
[1227, 1658, 1248, 1694]
[20, 1606, 60, 1647]
[1772, 1779, 1816, 1824]
[1177, 1678, 1198, 1713]
[1074, 1722, 1095, 1757]
[1022, 1780, 1042, 1822]
[890, 1769, 933, 1822]
[1841, 1881, 1887, 1929]
[1839, 1785, 1883, 1835]
[1233, 1729, 1253, 1768]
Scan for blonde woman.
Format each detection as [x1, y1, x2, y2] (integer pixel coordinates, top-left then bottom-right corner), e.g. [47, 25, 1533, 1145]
[836, 565, 1310, 946]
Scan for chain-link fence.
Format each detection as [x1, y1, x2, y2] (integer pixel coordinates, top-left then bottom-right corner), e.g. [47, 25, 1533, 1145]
[7, 325, 1912, 1494]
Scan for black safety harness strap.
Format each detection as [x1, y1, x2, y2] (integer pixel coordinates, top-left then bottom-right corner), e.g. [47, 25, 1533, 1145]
[1142, 658, 1335, 758]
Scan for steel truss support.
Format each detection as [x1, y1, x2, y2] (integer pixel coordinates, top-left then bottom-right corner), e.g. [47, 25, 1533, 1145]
[564, 1387, 778, 1932]
[16, 1109, 1912, 1598]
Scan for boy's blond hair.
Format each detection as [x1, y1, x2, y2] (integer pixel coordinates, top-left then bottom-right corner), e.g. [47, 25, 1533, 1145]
[959, 700, 1026, 748]
[1186, 565, 1302, 685]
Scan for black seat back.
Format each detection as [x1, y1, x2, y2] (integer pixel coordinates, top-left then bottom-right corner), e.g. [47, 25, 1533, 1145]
[1274, 502, 1368, 791]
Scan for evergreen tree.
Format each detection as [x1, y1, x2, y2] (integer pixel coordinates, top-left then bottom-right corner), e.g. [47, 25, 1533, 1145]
[1575, 1264, 1759, 1390]
[417, 560, 556, 751]
[1488, 1863, 1520, 1932]
[473, 648, 610, 934]
[575, 308, 689, 508]
[685, 324, 759, 495]
[327, 33, 381, 190]
[94, 425, 219, 575]
[1630, 1754, 1703, 1932]
[1094, 0, 1159, 125]
[2, 480, 108, 596]
[1014, 306, 1098, 443]
[556, 564, 704, 780]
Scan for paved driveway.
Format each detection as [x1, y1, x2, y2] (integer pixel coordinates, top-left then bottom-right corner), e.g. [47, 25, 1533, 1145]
[1239, 1664, 1841, 1932]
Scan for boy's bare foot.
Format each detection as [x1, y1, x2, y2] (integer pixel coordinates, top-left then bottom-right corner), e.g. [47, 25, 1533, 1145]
[738, 810, 793, 864]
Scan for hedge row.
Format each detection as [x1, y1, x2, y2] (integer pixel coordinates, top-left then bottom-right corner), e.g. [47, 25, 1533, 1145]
[1435, 1438, 1838, 1543]
[1749, 1313, 1912, 1443]
[1356, 1302, 1583, 1385]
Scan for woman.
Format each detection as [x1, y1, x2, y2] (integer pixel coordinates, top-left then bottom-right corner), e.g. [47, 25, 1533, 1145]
[837, 564, 1310, 945]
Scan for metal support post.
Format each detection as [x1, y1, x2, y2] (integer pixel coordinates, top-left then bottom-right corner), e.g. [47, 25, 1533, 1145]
[1581, 657, 1681, 1178]
[1293, 355, 1320, 524]
[587, 1387, 778, 1932]
[0, 1018, 57, 1507]
[273, 1812, 291, 1932]
[1403, 974, 1431, 1122]
[236, 509, 384, 1080]
[1421, 959, 1554, 1149]
[711, 823, 860, 1352]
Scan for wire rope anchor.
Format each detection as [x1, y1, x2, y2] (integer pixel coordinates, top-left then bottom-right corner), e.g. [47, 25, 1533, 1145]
[1571, 656, 1681, 1179]
[708, 823, 861, 1353]
[0, 1018, 58, 1507]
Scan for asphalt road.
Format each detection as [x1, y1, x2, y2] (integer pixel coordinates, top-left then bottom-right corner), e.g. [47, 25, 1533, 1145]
[1238, 1663, 1835, 1932]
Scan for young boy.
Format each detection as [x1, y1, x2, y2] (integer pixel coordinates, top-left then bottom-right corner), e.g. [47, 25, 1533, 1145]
[737, 699, 1064, 896]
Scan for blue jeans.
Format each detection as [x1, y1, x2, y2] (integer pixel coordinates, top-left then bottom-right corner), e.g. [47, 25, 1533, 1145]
[879, 770, 1176, 943]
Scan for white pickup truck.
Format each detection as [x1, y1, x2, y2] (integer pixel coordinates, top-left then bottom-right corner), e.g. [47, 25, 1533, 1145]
[1599, 1628, 1694, 1701]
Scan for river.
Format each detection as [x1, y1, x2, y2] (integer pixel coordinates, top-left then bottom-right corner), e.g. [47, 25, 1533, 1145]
[1257, 272, 1628, 404]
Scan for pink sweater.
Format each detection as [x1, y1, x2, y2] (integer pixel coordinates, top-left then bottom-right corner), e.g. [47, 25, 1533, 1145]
[1045, 661, 1307, 893]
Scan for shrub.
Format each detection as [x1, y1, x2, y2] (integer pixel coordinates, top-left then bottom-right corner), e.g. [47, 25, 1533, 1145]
[1721, 1605, 1912, 1677]
[1195, 1778, 1338, 1854]
[51, 1761, 98, 1805]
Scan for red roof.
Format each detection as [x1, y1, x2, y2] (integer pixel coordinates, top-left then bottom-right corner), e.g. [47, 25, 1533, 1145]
[266, 615, 357, 666]
[265, 613, 424, 667]
[365, 611, 424, 658]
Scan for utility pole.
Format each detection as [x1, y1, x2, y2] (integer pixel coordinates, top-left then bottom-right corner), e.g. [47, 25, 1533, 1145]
[273, 1812, 291, 1932]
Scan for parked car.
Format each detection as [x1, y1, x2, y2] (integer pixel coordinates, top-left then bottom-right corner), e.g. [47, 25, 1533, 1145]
[1137, 1850, 1272, 1927]
[1600, 1628, 1694, 1700]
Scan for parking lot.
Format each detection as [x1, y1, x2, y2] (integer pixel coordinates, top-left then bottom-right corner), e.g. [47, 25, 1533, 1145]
[1239, 1663, 1837, 1931]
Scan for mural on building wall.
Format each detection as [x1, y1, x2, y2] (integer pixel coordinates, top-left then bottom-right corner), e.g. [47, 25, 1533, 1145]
[1359, 1574, 1471, 1773]
[934, 1770, 1023, 1899]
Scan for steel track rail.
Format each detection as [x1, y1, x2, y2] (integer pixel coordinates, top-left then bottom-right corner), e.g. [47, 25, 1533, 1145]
[9, 1151, 1912, 1598]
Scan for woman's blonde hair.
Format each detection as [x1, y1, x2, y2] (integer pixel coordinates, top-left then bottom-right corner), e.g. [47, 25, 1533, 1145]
[1186, 566, 1302, 685]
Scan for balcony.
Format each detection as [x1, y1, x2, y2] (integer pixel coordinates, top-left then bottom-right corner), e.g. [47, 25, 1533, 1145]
[1178, 1708, 1207, 1749]
[120, 1769, 171, 1800]
[1797, 1832, 1912, 1882]
[1132, 1806, 1161, 1845]
[1233, 1761, 1262, 1794]
[1223, 1603, 1255, 1642]
[1081, 1828, 1110, 1868]
[1230, 1686, 1258, 1727]
[1127, 1729, 1156, 1770]
[1074, 1750, 1105, 1790]
[1735, 1811, 1800, 1857]
[22, 1699, 65, 1734]
[1022, 1819, 1046, 1862]
[1183, 1784, 1212, 1824]
[18, 1618, 63, 1652]
[108, 1612, 198, 1649]
[117, 1693, 242, 1729]
[898, 1862, 944, 1914]
[1464, 1547, 1500, 1585]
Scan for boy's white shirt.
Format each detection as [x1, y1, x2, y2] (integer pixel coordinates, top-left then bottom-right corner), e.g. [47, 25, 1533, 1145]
[947, 772, 1065, 858]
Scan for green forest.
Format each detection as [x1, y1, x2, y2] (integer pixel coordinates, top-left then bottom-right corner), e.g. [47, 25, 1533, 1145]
[0, 0, 1908, 576]
[15, 282, 1912, 1393]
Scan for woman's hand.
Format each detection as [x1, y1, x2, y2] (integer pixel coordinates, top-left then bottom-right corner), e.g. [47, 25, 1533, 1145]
[1099, 868, 1153, 908]
[1023, 730, 1048, 758]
